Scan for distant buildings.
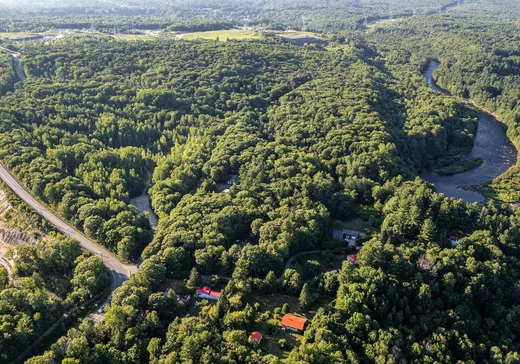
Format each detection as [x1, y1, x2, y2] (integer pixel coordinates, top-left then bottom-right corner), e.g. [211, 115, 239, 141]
[281, 314, 308, 333]
[250, 331, 263, 344]
[194, 286, 221, 301]
[333, 229, 360, 247]
[347, 254, 358, 264]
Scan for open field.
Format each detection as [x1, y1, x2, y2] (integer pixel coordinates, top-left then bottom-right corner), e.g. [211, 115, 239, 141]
[180, 29, 263, 41]
[276, 31, 322, 38]
[0, 32, 48, 38]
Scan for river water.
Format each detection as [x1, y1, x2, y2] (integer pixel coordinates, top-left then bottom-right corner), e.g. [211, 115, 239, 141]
[129, 171, 158, 229]
[421, 61, 517, 203]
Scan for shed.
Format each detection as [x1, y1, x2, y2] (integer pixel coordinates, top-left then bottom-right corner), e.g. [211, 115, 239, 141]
[250, 331, 263, 344]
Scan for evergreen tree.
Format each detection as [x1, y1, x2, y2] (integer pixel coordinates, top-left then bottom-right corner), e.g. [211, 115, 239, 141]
[299, 283, 312, 309]
[264, 270, 280, 294]
[281, 303, 290, 314]
[187, 267, 200, 290]
[216, 292, 229, 319]
[418, 218, 436, 243]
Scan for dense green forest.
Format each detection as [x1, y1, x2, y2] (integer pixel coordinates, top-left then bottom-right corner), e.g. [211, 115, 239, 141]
[0, 0, 490, 33]
[0, 0, 517, 35]
[0, 1, 517, 363]
[0, 34, 478, 265]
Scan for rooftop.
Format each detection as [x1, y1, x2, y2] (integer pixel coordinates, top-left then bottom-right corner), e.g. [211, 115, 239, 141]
[333, 229, 360, 238]
[347, 254, 358, 263]
[250, 331, 263, 343]
[281, 314, 308, 330]
[196, 286, 221, 297]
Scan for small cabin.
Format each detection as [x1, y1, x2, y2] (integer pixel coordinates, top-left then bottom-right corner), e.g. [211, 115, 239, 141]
[281, 314, 308, 334]
[250, 331, 263, 344]
[333, 229, 360, 247]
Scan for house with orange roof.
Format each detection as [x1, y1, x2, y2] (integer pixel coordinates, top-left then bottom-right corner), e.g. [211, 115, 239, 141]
[281, 314, 308, 334]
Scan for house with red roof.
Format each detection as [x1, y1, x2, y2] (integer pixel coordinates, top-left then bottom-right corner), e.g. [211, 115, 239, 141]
[250, 331, 263, 344]
[281, 314, 308, 334]
[347, 254, 358, 264]
[194, 286, 221, 301]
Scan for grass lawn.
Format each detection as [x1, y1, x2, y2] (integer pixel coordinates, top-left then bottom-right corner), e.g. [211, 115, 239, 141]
[254, 319, 301, 358]
[245, 293, 333, 357]
[181, 29, 262, 41]
[111, 34, 159, 41]
[0, 32, 46, 39]
[293, 250, 348, 274]
[248, 294, 304, 358]
[367, 17, 407, 31]
[160, 278, 189, 295]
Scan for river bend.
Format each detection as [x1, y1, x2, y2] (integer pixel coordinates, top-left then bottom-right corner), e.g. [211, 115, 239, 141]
[421, 60, 516, 202]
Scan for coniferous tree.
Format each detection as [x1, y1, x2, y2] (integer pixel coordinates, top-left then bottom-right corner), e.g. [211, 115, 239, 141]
[299, 283, 313, 309]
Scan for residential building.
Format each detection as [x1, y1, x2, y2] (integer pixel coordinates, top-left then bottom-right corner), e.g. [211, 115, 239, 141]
[332, 229, 360, 247]
[281, 314, 308, 333]
[194, 286, 221, 301]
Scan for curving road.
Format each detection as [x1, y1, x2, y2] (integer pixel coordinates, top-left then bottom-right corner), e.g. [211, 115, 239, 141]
[279, 250, 322, 282]
[0, 47, 137, 290]
[12, 57, 26, 81]
[0, 255, 12, 282]
[0, 164, 137, 286]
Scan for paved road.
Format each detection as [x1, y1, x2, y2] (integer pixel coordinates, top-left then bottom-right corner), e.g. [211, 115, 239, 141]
[279, 250, 321, 281]
[0, 47, 137, 290]
[0, 47, 26, 81]
[0, 255, 12, 282]
[12, 57, 26, 81]
[0, 163, 137, 287]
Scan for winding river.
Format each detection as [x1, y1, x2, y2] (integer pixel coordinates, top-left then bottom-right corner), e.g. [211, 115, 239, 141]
[421, 60, 517, 203]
